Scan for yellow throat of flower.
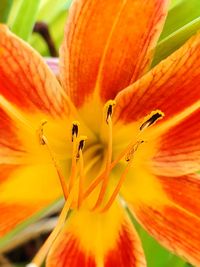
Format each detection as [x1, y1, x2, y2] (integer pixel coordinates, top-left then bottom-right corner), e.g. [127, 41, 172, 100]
[37, 100, 164, 213]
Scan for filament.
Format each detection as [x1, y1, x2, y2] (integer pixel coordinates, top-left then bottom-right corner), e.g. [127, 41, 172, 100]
[77, 149, 85, 208]
[92, 102, 114, 210]
[68, 139, 78, 191]
[84, 109, 164, 209]
[101, 160, 133, 212]
[38, 121, 68, 199]
[29, 187, 75, 267]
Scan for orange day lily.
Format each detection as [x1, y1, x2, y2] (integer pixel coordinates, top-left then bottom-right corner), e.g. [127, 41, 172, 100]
[0, 0, 200, 266]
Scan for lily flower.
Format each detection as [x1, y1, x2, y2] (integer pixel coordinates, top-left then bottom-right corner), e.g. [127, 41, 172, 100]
[0, 0, 200, 266]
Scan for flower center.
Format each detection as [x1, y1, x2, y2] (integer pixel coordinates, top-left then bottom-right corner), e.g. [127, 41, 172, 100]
[38, 101, 164, 212]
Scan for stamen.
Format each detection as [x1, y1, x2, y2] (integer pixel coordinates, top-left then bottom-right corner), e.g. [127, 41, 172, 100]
[140, 110, 164, 131]
[84, 139, 140, 201]
[84, 110, 164, 206]
[74, 136, 87, 208]
[68, 135, 87, 202]
[72, 121, 80, 142]
[92, 100, 115, 210]
[68, 122, 81, 191]
[125, 140, 144, 162]
[105, 100, 116, 123]
[102, 140, 144, 212]
[29, 186, 75, 267]
[76, 135, 87, 159]
[101, 160, 133, 212]
[37, 121, 68, 199]
[83, 138, 142, 200]
[37, 120, 47, 145]
[77, 149, 85, 208]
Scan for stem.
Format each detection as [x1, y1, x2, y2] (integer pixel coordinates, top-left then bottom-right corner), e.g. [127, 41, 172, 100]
[33, 22, 58, 57]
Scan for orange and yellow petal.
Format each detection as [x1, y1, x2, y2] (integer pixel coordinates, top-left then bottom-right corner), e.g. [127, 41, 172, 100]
[0, 107, 29, 166]
[152, 108, 200, 176]
[46, 203, 146, 267]
[0, 67, 72, 238]
[0, 24, 69, 118]
[122, 168, 200, 266]
[0, 163, 62, 237]
[60, 0, 168, 107]
[114, 32, 200, 125]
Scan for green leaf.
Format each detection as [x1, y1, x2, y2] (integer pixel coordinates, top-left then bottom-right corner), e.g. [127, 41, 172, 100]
[153, 16, 200, 66]
[161, 0, 200, 39]
[11, 0, 41, 40]
[7, 0, 22, 26]
[151, 0, 200, 66]
[169, 0, 183, 9]
[166, 256, 193, 267]
[0, 0, 13, 23]
[36, 0, 70, 22]
[29, 0, 71, 56]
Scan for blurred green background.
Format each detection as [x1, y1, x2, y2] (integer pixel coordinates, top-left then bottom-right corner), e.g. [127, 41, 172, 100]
[0, 0, 199, 266]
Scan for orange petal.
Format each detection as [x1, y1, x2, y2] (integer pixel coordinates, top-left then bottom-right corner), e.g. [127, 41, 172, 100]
[0, 202, 41, 237]
[0, 107, 19, 150]
[114, 32, 200, 125]
[60, 0, 169, 107]
[0, 163, 62, 237]
[0, 24, 68, 117]
[125, 172, 200, 266]
[0, 164, 18, 185]
[152, 108, 200, 176]
[46, 203, 146, 267]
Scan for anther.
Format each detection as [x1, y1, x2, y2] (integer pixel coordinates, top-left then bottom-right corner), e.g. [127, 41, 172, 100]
[38, 120, 47, 145]
[72, 121, 80, 142]
[105, 100, 116, 123]
[125, 140, 144, 162]
[140, 110, 164, 131]
[76, 136, 87, 159]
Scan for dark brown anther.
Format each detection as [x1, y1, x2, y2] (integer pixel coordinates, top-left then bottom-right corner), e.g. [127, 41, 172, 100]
[140, 111, 164, 131]
[105, 100, 116, 124]
[76, 136, 87, 159]
[72, 122, 79, 142]
[106, 105, 113, 123]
